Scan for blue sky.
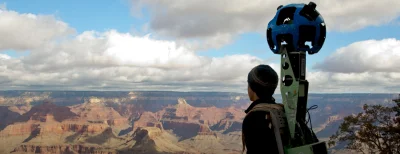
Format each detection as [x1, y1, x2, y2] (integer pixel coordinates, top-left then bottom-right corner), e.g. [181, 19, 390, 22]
[1, 0, 399, 93]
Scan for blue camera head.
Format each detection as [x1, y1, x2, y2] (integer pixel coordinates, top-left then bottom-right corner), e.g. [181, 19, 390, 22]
[266, 2, 326, 54]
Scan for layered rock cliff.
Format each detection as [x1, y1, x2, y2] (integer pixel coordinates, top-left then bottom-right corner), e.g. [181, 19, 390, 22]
[0, 91, 390, 154]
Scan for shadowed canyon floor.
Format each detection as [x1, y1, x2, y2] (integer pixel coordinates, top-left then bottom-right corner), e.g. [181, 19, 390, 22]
[0, 91, 397, 154]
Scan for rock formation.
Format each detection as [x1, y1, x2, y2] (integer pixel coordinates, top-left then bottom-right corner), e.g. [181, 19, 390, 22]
[0, 91, 387, 154]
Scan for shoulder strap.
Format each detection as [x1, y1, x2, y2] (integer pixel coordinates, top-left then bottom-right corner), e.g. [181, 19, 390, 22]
[249, 103, 284, 113]
[244, 103, 284, 121]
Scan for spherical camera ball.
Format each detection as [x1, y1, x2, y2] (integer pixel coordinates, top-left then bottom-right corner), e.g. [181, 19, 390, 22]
[266, 2, 326, 54]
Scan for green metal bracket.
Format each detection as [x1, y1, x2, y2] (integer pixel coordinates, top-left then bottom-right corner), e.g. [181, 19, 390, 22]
[280, 46, 299, 139]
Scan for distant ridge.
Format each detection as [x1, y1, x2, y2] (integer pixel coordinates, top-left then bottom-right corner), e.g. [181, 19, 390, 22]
[0, 91, 398, 153]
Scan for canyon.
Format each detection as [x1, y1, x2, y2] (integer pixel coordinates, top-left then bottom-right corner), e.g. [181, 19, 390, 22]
[0, 91, 397, 153]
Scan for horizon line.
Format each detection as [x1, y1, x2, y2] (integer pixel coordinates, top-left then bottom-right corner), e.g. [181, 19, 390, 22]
[0, 90, 397, 95]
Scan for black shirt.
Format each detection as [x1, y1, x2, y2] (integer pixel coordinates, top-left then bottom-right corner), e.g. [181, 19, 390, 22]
[242, 98, 279, 154]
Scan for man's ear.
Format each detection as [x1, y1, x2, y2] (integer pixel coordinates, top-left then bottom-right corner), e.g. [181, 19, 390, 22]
[251, 93, 259, 101]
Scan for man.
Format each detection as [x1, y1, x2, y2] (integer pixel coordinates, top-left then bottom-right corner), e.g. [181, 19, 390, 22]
[242, 64, 280, 154]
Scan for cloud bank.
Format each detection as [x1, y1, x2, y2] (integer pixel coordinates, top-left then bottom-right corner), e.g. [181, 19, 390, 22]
[131, 0, 400, 49]
[310, 38, 400, 93]
[0, 7, 269, 92]
[0, 5, 399, 93]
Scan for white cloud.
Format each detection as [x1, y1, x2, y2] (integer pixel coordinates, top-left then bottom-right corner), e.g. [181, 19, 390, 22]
[306, 38, 400, 93]
[2, 30, 399, 93]
[306, 71, 400, 93]
[0, 6, 75, 51]
[104, 31, 209, 69]
[0, 18, 268, 92]
[0, 53, 10, 59]
[131, 0, 400, 49]
[0, 7, 399, 93]
[313, 38, 400, 73]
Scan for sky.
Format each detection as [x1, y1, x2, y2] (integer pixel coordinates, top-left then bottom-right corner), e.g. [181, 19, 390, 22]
[0, 0, 399, 93]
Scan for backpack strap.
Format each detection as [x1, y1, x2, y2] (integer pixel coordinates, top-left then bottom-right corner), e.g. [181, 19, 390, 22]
[242, 103, 287, 154]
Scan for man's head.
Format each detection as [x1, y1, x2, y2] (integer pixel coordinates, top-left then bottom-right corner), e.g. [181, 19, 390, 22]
[247, 64, 278, 101]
